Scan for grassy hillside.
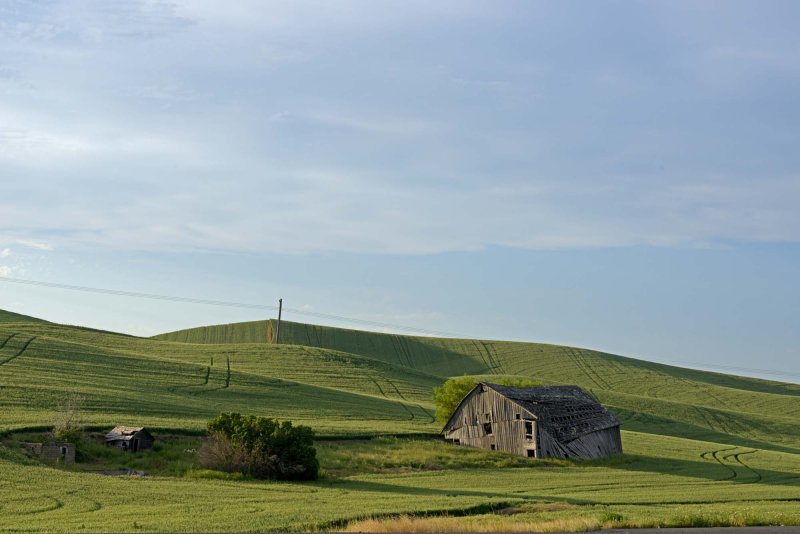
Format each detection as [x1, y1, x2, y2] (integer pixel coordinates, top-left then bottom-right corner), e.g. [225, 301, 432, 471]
[0, 322, 439, 434]
[156, 318, 800, 452]
[0, 308, 47, 324]
[2, 309, 800, 531]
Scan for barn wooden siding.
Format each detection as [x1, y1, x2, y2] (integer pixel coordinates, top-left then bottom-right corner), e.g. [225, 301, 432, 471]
[444, 386, 540, 457]
[443, 383, 622, 460]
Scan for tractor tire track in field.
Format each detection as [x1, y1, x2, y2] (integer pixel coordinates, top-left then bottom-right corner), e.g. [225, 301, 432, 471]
[415, 403, 436, 423]
[390, 336, 414, 369]
[705, 408, 748, 438]
[369, 377, 390, 399]
[480, 341, 504, 374]
[383, 375, 436, 423]
[65, 489, 102, 512]
[565, 348, 609, 390]
[382, 377, 419, 422]
[694, 406, 718, 431]
[566, 348, 600, 389]
[191, 356, 231, 395]
[700, 447, 739, 481]
[4, 495, 64, 515]
[473, 340, 494, 373]
[168, 360, 213, 395]
[722, 449, 762, 483]
[398, 338, 416, 369]
[0, 332, 17, 350]
[370, 376, 415, 420]
[0, 336, 37, 366]
[678, 376, 729, 413]
[578, 350, 612, 389]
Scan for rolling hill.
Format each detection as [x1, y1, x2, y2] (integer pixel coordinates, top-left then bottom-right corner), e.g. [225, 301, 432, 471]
[156, 318, 800, 452]
[2, 309, 800, 531]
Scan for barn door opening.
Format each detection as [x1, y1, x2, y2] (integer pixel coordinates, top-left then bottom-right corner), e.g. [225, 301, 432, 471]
[133, 438, 140, 452]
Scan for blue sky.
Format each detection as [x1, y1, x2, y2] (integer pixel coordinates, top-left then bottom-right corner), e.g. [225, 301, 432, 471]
[1, 1, 798, 382]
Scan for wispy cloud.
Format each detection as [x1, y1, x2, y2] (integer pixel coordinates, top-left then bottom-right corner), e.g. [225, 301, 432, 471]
[1, 1, 799, 255]
[15, 239, 53, 251]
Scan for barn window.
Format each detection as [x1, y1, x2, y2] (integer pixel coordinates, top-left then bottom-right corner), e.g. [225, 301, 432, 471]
[490, 444, 496, 450]
[60, 446, 67, 456]
[525, 421, 533, 440]
[515, 413, 521, 420]
[483, 423, 493, 435]
[526, 449, 535, 458]
[453, 439, 461, 445]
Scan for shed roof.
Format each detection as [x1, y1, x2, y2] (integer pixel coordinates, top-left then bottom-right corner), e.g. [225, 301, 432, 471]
[449, 383, 620, 443]
[105, 426, 153, 442]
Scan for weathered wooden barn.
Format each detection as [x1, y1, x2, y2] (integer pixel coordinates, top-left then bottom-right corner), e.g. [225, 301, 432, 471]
[21, 442, 75, 464]
[105, 426, 155, 452]
[443, 383, 622, 459]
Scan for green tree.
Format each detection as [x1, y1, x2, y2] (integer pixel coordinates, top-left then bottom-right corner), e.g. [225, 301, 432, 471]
[201, 413, 319, 481]
[432, 376, 542, 425]
[52, 394, 84, 444]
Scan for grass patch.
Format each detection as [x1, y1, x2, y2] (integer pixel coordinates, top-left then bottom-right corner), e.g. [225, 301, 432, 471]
[74, 433, 202, 476]
[316, 436, 570, 476]
[182, 469, 250, 481]
[1, 312, 800, 531]
[342, 502, 800, 532]
[341, 514, 602, 532]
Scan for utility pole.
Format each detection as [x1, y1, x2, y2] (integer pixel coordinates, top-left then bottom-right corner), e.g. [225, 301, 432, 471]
[275, 298, 283, 345]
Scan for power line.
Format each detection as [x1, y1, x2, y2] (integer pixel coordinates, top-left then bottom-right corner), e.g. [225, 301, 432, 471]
[0, 276, 460, 338]
[1, 275, 798, 382]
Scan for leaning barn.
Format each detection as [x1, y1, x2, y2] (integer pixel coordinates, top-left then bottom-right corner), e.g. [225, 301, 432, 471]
[105, 426, 155, 452]
[443, 383, 622, 459]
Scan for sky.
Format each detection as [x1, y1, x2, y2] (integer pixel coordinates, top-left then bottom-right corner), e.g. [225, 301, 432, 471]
[1, 1, 798, 382]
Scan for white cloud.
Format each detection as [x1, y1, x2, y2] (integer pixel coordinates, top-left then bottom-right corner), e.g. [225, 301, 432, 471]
[0, 129, 95, 163]
[15, 239, 53, 251]
[1, 170, 799, 255]
[0, 248, 10, 257]
[0, 266, 13, 277]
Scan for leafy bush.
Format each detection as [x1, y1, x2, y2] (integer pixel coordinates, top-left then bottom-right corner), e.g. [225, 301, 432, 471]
[432, 375, 542, 425]
[200, 413, 319, 481]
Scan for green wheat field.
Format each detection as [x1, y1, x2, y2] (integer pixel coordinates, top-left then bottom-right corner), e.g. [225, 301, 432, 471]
[1, 308, 800, 532]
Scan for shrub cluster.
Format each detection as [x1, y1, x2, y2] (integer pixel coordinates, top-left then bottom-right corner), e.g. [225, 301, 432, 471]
[200, 413, 319, 480]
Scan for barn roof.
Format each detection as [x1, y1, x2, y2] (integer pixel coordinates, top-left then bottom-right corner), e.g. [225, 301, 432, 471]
[105, 426, 153, 442]
[458, 383, 620, 443]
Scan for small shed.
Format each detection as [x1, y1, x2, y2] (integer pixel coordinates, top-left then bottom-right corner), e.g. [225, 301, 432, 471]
[22, 442, 75, 464]
[105, 427, 155, 452]
[443, 383, 622, 460]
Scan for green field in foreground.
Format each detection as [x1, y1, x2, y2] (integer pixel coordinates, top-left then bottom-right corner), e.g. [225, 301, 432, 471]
[1, 309, 800, 531]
